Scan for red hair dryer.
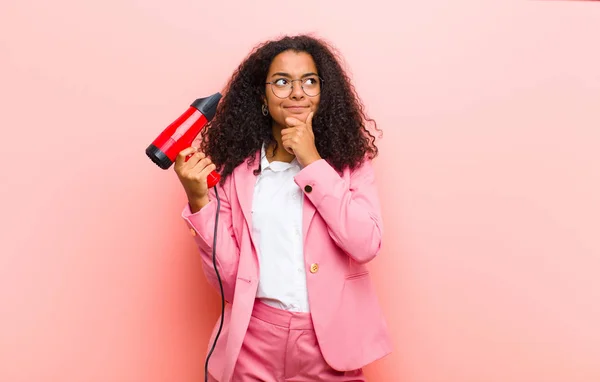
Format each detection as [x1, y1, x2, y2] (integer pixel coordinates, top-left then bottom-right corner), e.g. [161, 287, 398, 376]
[145, 92, 222, 188]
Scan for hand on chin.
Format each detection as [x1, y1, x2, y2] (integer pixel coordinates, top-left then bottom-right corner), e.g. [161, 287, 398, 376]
[281, 111, 321, 167]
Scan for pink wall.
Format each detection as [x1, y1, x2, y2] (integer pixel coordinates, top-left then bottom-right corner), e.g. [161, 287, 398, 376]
[1, 0, 599, 381]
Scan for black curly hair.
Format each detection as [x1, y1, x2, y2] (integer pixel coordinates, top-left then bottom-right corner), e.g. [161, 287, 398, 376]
[199, 34, 381, 183]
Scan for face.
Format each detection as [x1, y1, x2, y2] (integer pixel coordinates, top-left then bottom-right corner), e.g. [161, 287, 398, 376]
[264, 50, 321, 129]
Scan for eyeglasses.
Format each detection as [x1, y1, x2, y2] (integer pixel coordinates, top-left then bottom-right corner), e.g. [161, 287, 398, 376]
[265, 76, 323, 98]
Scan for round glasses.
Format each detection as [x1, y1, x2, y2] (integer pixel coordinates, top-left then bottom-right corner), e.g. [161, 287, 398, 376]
[265, 76, 323, 98]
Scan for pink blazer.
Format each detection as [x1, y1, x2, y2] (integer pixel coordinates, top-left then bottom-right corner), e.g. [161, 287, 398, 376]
[182, 151, 392, 381]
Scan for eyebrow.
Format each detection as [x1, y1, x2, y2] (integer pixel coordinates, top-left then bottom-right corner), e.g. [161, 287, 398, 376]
[270, 72, 319, 78]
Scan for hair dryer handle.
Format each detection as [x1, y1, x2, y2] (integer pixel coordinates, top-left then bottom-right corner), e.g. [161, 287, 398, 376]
[184, 153, 220, 188]
[207, 170, 220, 189]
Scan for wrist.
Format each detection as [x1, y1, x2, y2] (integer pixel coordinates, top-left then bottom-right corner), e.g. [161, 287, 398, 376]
[188, 195, 210, 213]
[301, 154, 322, 168]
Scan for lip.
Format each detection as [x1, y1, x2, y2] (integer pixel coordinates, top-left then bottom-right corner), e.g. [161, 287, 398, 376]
[284, 106, 309, 113]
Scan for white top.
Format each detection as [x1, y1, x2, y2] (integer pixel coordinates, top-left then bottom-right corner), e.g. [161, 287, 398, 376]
[251, 144, 309, 312]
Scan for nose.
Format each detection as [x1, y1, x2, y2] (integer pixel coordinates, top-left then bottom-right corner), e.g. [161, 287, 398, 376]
[290, 80, 305, 100]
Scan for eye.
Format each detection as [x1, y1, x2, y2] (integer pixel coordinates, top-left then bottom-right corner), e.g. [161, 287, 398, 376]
[274, 78, 289, 87]
[304, 77, 319, 86]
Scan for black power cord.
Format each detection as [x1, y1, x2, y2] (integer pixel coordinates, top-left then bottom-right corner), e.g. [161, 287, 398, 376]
[204, 186, 224, 382]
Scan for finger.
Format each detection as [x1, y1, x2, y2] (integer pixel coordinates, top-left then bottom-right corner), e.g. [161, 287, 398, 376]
[281, 127, 296, 137]
[183, 152, 206, 170]
[175, 147, 197, 168]
[192, 157, 212, 173]
[283, 144, 294, 154]
[198, 163, 217, 180]
[186, 149, 205, 162]
[281, 137, 294, 153]
[305, 111, 314, 131]
[284, 117, 303, 127]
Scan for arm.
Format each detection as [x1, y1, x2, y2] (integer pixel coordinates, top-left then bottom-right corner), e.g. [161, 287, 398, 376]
[294, 158, 384, 264]
[182, 181, 240, 301]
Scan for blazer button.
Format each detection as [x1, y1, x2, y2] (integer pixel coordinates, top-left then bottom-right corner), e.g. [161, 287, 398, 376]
[310, 263, 319, 273]
[189, 228, 197, 237]
[304, 185, 313, 193]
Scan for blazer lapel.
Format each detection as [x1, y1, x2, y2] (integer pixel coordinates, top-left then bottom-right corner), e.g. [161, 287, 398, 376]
[233, 151, 260, 250]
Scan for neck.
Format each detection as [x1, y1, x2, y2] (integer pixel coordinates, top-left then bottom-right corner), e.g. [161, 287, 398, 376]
[268, 123, 295, 163]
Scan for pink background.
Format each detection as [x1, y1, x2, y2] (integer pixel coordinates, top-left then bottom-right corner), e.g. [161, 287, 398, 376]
[1, 0, 599, 381]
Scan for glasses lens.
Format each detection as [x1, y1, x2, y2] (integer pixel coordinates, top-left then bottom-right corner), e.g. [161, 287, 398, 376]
[273, 86, 291, 98]
[270, 78, 290, 98]
[302, 77, 321, 97]
[270, 77, 322, 98]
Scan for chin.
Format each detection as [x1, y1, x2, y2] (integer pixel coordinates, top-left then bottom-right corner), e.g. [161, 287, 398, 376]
[285, 110, 310, 119]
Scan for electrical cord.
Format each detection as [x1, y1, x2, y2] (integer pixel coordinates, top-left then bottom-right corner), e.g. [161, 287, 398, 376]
[204, 186, 224, 382]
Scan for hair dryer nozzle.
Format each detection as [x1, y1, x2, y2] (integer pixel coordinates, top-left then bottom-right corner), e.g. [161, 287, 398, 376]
[191, 92, 222, 121]
[146, 144, 173, 169]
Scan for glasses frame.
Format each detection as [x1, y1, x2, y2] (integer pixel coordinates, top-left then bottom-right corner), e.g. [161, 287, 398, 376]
[265, 76, 324, 99]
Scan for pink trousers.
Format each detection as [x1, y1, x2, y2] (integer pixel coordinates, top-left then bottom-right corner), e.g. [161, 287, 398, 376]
[209, 299, 365, 381]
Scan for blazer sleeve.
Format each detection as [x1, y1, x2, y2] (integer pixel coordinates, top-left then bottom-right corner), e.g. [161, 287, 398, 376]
[294, 158, 384, 264]
[181, 181, 240, 301]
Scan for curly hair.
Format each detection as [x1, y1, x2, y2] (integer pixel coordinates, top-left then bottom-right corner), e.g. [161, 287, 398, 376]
[199, 34, 381, 183]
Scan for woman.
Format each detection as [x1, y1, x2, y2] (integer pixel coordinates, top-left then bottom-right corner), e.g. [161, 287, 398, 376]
[174, 34, 392, 381]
